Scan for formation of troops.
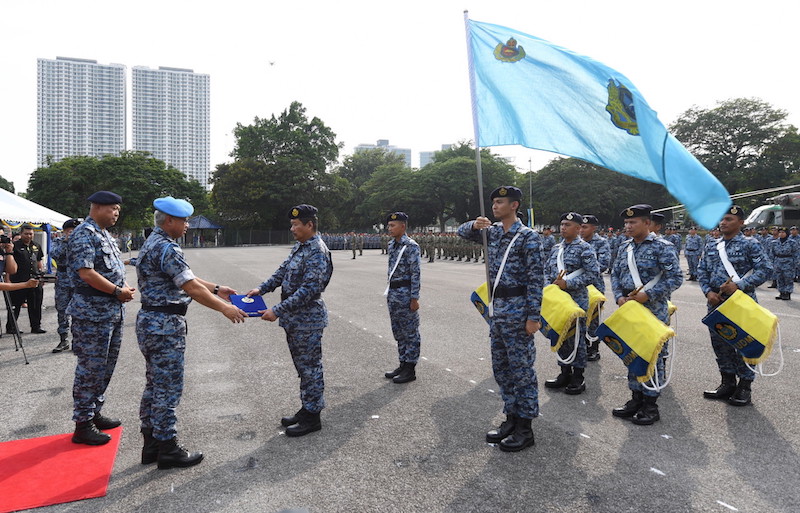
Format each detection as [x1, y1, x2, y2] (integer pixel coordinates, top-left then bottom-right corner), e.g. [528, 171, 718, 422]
[42, 184, 789, 466]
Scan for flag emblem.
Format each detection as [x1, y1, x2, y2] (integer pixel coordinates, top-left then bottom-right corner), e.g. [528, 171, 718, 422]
[605, 79, 639, 135]
[494, 37, 525, 62]
[715, 322, 738, 341]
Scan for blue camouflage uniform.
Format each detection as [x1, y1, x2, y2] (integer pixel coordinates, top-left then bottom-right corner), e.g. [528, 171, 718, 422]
[789, 233, 800, 280]
[771, 236, 797, 295]
[544, 238, 599, 368]
[256, 234, 333, 414]
[697, 233, 772, 380]
[67, 217, 126, 422]
[135, 226, 196, 441]
[684, 234, 703, 278]
[50, 236, 73, 337]
[458, 219, 544, 419]
[666, 233, 682, 255]
[386, 234, 422, 364]
[611, 233, 683, 397]
[541, 234, 556, 260]
[585, 233, 610, 341]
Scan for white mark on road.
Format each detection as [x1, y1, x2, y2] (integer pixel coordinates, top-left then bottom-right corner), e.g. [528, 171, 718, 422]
[716, 500, 738, 511]
[661, 434, 673, 439]
[445, 368, 452, 372]
[650, 467, 666, 476]
[421, 356, 428, 361]
[579, 433, 590, 439]
[371, 415, 380, 419]
[170, 482, 174, 493]
[469, 379, 477, 384]
[488, 389, 495, 393]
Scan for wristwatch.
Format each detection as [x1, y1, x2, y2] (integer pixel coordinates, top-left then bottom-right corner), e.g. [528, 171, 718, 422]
[213, 284, 220, 295]
[113, 286, 122, 297]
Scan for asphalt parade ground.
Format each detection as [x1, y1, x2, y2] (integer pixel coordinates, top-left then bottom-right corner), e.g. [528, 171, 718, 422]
[2, 245, 799, 513]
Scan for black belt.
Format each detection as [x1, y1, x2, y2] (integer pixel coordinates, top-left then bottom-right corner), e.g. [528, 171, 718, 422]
[141, 304, 189, 316]
[74, 286, 116, 298]
[389, 280, 412, 289]
[281, 292, 321, 301]
[493, 285, 525, 298]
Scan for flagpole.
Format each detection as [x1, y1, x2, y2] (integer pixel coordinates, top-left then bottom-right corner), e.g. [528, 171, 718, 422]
[464, 10, 493, 300]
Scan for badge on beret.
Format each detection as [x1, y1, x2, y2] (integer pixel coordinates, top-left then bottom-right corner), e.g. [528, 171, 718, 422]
[566, 213, 574, 220]
[391, 214, 397, 220]
[731, 207, 737, 214]
[499, 187, 507, 196]
[292, 208, 299, 217]
[626, 208, 634, 217]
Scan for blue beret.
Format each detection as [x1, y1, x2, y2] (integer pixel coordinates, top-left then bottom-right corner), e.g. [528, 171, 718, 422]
[87, 191, 122, 205]
[728, 205, 745, 219]
[490, 186, 522, 201]
[62, 218, 82, 230]
[582, 215, 599, 225]
[386, 211, 408, 223]
[560, 212, 582, 224]
[288, 204, 318, 219]
[620, 204, 652, 219]
[154, 196, 194, 218]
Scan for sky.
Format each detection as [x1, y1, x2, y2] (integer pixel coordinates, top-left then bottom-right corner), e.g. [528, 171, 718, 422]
[2, 0, 799, 194]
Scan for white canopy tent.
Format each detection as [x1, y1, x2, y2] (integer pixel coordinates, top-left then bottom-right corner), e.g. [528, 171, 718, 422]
[0, 188, 70, 227]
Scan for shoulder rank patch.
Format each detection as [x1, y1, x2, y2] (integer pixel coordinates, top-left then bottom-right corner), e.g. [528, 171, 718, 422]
[606, 79, 639, 136]
[494, 37, 526, 62]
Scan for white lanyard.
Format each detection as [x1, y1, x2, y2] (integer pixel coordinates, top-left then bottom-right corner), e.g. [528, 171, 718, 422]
[489, 232, 522, 317]
[384, 244, 408, 296]
[625, 243, 662, 291]
[716, 239, 752, 284]
[556, 242, 585, 280]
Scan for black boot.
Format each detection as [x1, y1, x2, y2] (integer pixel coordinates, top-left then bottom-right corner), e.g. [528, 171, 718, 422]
[72, 421, 111, 445]
[281, 408, 304, 427]
[586, 338, 601, 361]
[393, 362, 417, 384]
[486, 415, 516, 443]
[52, 333, 70, 353]
[631, 395, 660, 425]
[141, 428, 159, 465]
[285, 409, 322, 437]
[703, 372, 737, 400]
[728, 379, 752, 406]
[612, 391, 643, 418]
[499, 417, 535, 452]
[564, 367, 586, 395]
[776, 291, 785, 300]
[157, 437, 203, 469]
[787, 294, 792, 301]
[384, 364, 402, 379]
[768, 281, 777, 288]
[545, 365, 571, 388]
[93, 413, 122, 430]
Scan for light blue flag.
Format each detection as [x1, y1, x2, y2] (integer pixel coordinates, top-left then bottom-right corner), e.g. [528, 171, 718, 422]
[466, 18, 731, 229]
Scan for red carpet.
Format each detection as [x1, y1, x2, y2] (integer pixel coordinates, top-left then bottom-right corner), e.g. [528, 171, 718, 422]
[0, 427, 122, 513]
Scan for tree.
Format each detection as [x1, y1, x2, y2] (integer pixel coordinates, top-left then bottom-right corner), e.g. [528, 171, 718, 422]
[417, 142, 518, 231]
[216, 101, 342, 229]
[0, 175, 14, 194]
[670, 98, 792, 192]
[332, 149, 407, 230]
[26, 152, 209, 231]
[522, 158, 673, 227]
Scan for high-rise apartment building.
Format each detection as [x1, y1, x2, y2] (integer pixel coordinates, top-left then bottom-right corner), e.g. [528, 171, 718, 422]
[132, 66, 211, 188]
[354, 139, 412, 168]
[419, 144, 454, 168]
[37, 57, 126, 167]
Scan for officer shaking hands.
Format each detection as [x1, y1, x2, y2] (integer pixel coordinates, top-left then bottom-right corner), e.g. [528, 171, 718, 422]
[135, 196, 245, 470]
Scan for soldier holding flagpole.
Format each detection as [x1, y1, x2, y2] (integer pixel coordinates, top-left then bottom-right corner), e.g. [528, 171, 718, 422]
[458, 186, 544, 452]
